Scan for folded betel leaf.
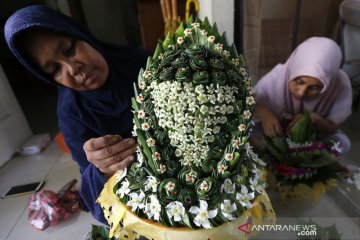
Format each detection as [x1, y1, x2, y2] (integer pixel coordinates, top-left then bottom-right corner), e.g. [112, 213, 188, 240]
[290, 111, 316, 144]
[100, 17, 272, 237]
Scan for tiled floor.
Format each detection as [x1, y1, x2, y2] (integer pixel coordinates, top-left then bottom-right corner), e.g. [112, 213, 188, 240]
[0, 142, 100, 240]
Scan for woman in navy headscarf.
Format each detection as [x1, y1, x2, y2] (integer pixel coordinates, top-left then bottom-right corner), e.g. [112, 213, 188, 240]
[4, 5, 149, 224]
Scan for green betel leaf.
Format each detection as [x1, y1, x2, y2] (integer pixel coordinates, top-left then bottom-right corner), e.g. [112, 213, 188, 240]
[201, 17, 211, 31]
[145, 56, 152, 71]
[162, 32, 175, 50]
[238, 54, 245, 67]
[209, 23, 221, 41]
[229, 43, 238, 58]
[185, 15, 194, 28]
[175, 22, 185, 38]
[153, 43, 163, 60]
[290, 111, 316, 143]
[221, 32, 229, 49]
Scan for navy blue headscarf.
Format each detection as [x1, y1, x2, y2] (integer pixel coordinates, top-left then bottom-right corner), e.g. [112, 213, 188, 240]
[5, 5, 149, 224]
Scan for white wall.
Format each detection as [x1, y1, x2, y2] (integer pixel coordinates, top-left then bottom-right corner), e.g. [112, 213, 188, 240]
[198, 0, 234, 43]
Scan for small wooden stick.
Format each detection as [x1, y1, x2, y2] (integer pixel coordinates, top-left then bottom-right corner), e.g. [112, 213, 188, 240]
[160, 0, 167, 23]
[165, 0, 172, 21]
[171, 0, 177, 21]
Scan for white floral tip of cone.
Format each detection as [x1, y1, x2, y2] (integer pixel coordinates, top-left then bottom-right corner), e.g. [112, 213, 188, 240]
[146, 137, 156, 147]
[136, 94, 144, 103]
[200, 29, 208, 36]
[238, 124, 246, 132]
[215, 43, 223, 50]
[138, 81, 146, 90]
[143, 70, 152, 79]
[137, 110, 145, 119]
[141, 122, 150, 131]
[218, 164, 228, 174]
[189, 200, 218, 229]
[184, 28, 192, 36]
[246, 96, 255, 105]
[222, 50, 230, 57]
[199, 180, 210, 191]
[243, 110, 252, 119]
[191, 22, 200, 28]
[165, 181, 176, 191]
[152, 152, 161, 161]
[233, 139, 242, 149]
[225, 153, 233, 161]
[159, 164, 167, 173]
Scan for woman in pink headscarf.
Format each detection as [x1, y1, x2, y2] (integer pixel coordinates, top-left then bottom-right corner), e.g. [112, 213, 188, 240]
[253, 37, 352, 153]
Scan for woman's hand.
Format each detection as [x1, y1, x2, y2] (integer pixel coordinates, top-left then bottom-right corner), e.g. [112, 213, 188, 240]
[255, 105, 284, 137]
[83, 135, 137, 178]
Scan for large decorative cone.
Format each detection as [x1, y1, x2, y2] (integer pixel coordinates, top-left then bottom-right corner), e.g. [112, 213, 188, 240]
[97, 16, 276, 239]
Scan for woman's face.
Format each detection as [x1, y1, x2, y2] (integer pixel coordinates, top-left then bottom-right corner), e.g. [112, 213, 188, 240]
[288, 76, 324, 100]
[26, 32, 109, 91]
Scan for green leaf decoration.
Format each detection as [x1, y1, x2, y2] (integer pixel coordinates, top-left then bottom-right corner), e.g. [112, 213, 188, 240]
[162, 31, 175, 50]
[109, 16, 266, 231]
[175, 22, 185, 39]
[153, 43, 163, 60]
[238, 54, 245, 67]
[209, 23, 221, 41]
[201, 17, 211, 31]
[229, 43, 239, 58]
[185, 15, 194, 28]
[290, 111, 315, 143]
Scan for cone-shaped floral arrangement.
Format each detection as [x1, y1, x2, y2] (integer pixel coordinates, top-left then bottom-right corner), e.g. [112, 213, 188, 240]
[263, 111, 341, 202]
[97, 17, 275, 240]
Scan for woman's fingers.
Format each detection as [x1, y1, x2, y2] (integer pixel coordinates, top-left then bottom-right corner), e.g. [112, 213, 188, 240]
[98, 143, 138, 169]
[88, 138, 136, 161]
[101, 155, 135, 174]
[84, 135, 122, 152]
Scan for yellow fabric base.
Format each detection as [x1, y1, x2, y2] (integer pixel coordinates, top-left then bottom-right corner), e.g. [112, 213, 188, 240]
[97, 175, 276, 240]
[266, 170, 337, 203]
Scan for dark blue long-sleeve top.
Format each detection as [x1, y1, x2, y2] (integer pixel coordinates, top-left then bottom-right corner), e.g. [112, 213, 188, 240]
[5, 5, 149, 224]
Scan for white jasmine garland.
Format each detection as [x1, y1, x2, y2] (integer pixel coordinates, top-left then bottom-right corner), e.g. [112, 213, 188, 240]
[220, 199, 237, 220]
[166, 201, 186, 222]
[221, 178, 235, 194]
[189, 200, 218, 229]
[144, 176, 158, 193]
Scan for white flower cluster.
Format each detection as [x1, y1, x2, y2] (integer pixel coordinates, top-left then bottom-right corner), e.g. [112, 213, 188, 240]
[286, 138, 314, 149]
[151, 81, 239, 166]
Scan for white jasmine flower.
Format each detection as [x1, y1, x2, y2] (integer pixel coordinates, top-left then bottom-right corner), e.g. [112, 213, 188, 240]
[226, 105, 234, 114]
[208, 35, 215, 42]
[200, 29, 208, 36]
[232, 58, 239, 66]
[215, 43, 223, 50]
[218, 164, 228, 174]
[185, 171, 197, 184]
[225, 153, 233, 161]
[238, 124, 246, 131]
[141, 122, 150, 131]
[115, 168, 127, 183]
[166, 201, 185, 222]
[144, 176, 158, 193]
[152, 152, 161, 161]
[246, 96, 255, 105]
[184, 28, 192, 36]
[236, 186, 255, 209]
[199, 180, 209, 191]
[116, 179, 130, 198]
[136, 94, 144, 103]
[221, 199, 237, 221]
[191, 22, 200, 28]
[177, 37, 184, 45]
[138, 81, 146, 90]
[145, 195, 161, 221]
[165, 181, 176, 191]
[137, 110, 145, 119]
[158, 53, 164, 60]
[127, 190, 145, 212]
[221, 178, 235, 194]
[159, 164, 167, 173]
[213, 126, 221, 134]
[232, 138, 243, 149]
[222, 50, 230, 57]
[249, 176, 266, 194]
[220, 116, 227, 124]
[207, 135, 215, 143]
[189, 200, 218, 229]
[243, 110, 252, 119]
[200, 105, 209, 115]
[146, 137, 156, 147]
[220, 104, 227, 115]
[143, 70, 151, 79]
[331, 141, 343, 153]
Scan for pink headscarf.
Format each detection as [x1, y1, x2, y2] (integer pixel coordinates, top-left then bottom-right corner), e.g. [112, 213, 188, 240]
[254, 37, 352, 124]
